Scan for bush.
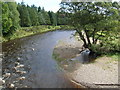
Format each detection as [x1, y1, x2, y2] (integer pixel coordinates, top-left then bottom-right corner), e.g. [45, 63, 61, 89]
[48, 26, 51, 29]
[90, 39, 120, 55]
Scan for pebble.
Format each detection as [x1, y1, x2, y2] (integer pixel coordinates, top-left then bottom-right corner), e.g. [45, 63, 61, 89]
[9, 84, 14, 88]
[64, 65, 68, 67]
[15, 62, 20, 65]
[2, 80, 5, 84]
[17, 57, 21, 60]
[0, 78, 2, 84]
[4, 73, 11, 77]
[24, 86, 28, 88]
[32, 48, 35, 51]
[13, 67, 17, 71]
[13, 81, 18, 83]
[18, 77, 25, 80]
[16, 70, 26, 74]
[16, 64, 24, 68]
[0, 54, 2, 56]
[20, 71, 27, 74]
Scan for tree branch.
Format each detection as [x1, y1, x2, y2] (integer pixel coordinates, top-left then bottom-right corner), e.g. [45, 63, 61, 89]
[76, 29, 87, 47]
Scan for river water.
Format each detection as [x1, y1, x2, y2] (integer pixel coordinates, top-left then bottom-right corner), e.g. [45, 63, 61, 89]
[2, 30, 81, 88]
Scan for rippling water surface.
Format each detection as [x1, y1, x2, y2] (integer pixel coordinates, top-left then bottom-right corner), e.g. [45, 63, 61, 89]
[3, 30, 80, 88]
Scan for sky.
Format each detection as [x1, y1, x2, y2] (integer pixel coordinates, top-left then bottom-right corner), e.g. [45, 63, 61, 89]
[15, 0, 62, 12]
[15, 0, 119, 12]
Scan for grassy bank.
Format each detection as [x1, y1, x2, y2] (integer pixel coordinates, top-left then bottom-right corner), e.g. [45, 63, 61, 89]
[105, 53, 120, 61]
[58, 25, 75, 30]
[2, 25, 60, 42]
[2, 25, 75, 42]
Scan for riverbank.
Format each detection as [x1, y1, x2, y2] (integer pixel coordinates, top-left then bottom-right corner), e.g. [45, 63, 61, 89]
[2, 25, 59, 42]
[53, 34, 119, 88]
[2, 25, 75, 42]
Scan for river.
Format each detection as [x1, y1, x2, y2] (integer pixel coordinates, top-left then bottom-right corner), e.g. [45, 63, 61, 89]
[2, 30, 81, 88]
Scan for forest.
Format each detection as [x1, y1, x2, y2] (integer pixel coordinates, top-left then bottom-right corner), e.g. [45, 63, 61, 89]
[1, 2, 69, 39]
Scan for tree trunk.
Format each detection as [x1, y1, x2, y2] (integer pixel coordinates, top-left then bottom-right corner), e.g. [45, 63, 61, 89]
[92, 28, 96, 44]
[76, 29, 87, 47]
[84, 29, 91, 47]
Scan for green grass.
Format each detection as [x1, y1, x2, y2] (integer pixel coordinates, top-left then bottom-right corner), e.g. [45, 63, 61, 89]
[106, 53, 120, 61]
[58, 25, 75, 30]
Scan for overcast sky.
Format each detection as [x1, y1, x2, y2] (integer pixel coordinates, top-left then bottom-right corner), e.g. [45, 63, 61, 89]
[15, 0, 62, 12]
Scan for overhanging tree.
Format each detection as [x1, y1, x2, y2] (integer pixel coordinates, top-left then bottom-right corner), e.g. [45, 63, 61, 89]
[60, 2, 120, 52]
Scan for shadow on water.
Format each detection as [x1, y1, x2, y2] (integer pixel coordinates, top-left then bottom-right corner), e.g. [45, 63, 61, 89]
[2, 30, 82, 88]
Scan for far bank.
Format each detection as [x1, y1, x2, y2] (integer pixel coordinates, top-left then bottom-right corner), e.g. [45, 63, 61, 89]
[2, 25, 75, 42]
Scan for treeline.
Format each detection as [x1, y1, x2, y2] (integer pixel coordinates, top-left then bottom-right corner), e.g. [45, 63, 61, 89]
[1, 2, 69, 36]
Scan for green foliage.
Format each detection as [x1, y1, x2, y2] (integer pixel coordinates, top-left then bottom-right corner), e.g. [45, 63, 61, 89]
[18, 4, 32, 27]
[57, 10, 69, 25]
[48, 11, 57, 25]
[107, 53, 120, 61]
[2, 1, 60, 38]
[38, 12, 45, 25]
[28, 5, 39, 26]
[2, 2, 20, 36]
[60, 2, 120, 53]
[7, 2, 20, 28]
[59, 25, 75, 30]
[37, 7, 51, 25]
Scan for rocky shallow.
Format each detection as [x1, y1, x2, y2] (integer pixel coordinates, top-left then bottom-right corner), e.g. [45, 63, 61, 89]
[2, 52, 31, 88]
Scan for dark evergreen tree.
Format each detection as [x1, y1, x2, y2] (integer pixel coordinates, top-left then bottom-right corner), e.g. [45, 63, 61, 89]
[17, 3, 31, 27]
[28, 5, 39, 26]
[38, 6, 41, 12]
[48, 11, 57, 25]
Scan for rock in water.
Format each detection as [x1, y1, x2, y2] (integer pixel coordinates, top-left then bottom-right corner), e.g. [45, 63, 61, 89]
[17, 57, 21, 60]
[15, 62, 20, 66]
[2, 80, 5, 84]
[32, 48, 35, 51]
[9, 84, 14, 88]
[16, 64, 24, 68]
[18, 77, 25, 80]
[3, 73, 11, 77]
[0, 78, 2, 85]
[81, 49, 90, 63]
[16, 70, 26, 74]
